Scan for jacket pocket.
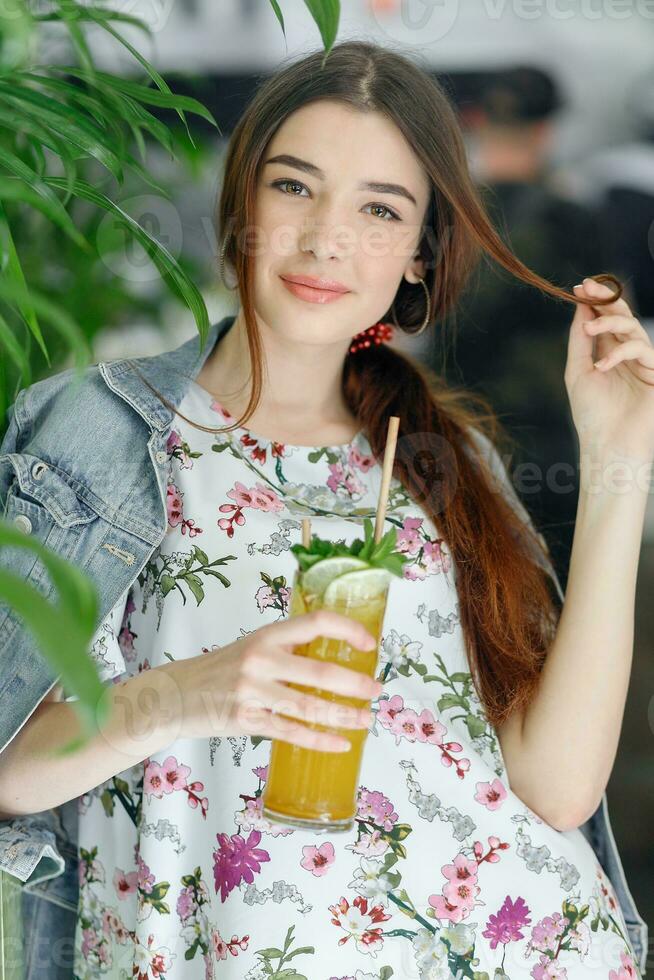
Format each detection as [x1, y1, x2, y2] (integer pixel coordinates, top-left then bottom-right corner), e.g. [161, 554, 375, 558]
[0, 453, 100, 529]
[0, 453, 101, 643]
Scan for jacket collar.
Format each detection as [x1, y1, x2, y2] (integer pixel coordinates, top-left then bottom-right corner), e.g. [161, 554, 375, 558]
[99, 314, 237, 432]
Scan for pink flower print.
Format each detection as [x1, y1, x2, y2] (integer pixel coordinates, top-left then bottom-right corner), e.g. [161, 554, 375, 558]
[376, 693, 405, 728]
[328, 895, 391, 956]
[160, 755, 191, 792]
[356, 788, 399, 832]
[415, 709, 447, 744]
[212, 829, 271, 902]
[252, 483, 283, 510]
[609, 949, 638, 980]
[326, 461, 366, 497]
[348, 442, 374, 472]
[346, 829, 390, 857]
[81, 927, 99, 958]
[212, 930, 229, 961]
[423, 538, 451, 575]
[217, 501, 246, 537]
[211, 930, 249, 961]
[236, 795, 294, 837]
[142, 763, 162, 800]
[113, 867, 138, 900]
[442, 853, 479, 886]
[255, 583, 290, 614]
[102, 909, 121, 938]
[253, 765, 268, 780]
[301, 841, 336, 876]
[327, 461, 346, 493]
[439, 739, 472, 779]
[389, 707, 421, 744]
[428, 893, 472, 924]
[176, 885, 197, 921]
[219, 480, 283, 536]
[181, 516, 203, 537]
[210, 397, 232, 420]
[473, 836, 510, 865]
[227, 480, 283, 512]
[475, 778, 508, 810]
[143, 759, 174, 798]
[166, 429, 181, 453]
[531, 956, 568, 980]
[186, 780, 209, 818]
[443, 875, 481, 910]
[167, 483, 184, 527]
[526, 912, 567, 957]
[136, 855, 155, 894]
[166, 429, 195, 469]
[482, 894, 532, 949]
[396, 516, 423, 555]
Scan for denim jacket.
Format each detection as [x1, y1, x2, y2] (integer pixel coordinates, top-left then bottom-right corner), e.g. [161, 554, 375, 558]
[0, 314, 648, 976]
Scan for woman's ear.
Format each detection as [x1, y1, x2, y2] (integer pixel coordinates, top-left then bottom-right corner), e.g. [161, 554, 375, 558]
[405, 256, 427, 282]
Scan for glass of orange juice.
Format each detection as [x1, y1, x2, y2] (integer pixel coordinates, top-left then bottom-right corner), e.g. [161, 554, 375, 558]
[261, 520, 404, 832]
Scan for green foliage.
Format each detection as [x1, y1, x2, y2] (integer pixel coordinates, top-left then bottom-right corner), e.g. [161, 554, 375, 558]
[291, 516, 408, 577]
[0, 0, 342, 756]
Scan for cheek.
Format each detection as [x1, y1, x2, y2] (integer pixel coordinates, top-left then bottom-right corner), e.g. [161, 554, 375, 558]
[360, 223, 410, 270]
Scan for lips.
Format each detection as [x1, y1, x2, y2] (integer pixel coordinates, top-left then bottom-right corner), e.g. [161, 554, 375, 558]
[280, 274, 350, 293]
[279, 276, 350, 305]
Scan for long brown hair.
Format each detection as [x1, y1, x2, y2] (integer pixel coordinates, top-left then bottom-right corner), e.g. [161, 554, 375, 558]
[133, 40, 622, 728]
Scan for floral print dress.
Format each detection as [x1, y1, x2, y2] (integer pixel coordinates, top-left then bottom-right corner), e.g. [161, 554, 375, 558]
[72, 379, 641, 980]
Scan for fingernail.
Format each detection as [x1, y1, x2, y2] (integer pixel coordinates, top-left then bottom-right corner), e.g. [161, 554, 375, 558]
[573, 283, 584, 289]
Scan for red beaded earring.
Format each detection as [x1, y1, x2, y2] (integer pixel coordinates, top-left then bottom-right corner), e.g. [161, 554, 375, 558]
[348, 321, 394, 355]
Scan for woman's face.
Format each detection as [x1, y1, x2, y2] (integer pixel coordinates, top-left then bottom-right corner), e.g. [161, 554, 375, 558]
[248, 100, 432, 348]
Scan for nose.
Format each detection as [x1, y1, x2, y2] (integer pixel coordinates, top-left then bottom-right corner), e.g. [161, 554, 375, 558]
[298, 205, 352, 262]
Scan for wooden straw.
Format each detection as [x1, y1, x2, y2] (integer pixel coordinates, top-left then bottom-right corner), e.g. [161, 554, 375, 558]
[374, 416, 400, 543]
[301, 517, 312, 548]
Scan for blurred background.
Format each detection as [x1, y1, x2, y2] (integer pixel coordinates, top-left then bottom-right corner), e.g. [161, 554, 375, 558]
[3, 0, 654, 969]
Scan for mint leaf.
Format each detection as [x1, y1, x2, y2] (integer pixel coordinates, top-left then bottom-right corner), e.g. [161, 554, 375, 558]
[290, 517, 408, 577]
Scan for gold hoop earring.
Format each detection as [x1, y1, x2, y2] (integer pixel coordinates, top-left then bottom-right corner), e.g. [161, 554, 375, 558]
[219, 233, 238, 291]
[390, 276, 431, 334]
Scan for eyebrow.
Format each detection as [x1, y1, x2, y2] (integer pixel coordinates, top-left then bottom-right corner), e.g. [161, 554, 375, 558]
[263, 153, 418, 207]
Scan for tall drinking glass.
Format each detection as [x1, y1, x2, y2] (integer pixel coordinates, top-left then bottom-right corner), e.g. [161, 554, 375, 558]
[261, 567, 390, 832]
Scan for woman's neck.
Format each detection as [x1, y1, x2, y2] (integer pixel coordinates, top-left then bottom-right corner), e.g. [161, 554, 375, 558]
[194, 313, 360, 445]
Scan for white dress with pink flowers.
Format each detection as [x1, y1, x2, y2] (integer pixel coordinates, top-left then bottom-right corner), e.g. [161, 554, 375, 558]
[71, 379, 641, 980]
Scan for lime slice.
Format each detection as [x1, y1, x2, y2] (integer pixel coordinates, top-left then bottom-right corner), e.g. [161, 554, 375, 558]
[301, 556, 370, 599]
[323, 567, 393, 607]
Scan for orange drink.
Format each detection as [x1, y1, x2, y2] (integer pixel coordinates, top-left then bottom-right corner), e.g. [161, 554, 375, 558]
[261, 561, 392, 832]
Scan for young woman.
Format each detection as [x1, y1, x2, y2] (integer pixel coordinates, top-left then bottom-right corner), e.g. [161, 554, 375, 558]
[1, 39, 652, 980]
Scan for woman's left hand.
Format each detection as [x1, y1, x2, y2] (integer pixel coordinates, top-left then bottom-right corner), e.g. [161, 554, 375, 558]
[565, 276, 654, 463]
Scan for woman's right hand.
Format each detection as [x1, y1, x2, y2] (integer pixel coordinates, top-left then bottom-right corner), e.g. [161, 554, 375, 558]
[161, 610, 384, 752]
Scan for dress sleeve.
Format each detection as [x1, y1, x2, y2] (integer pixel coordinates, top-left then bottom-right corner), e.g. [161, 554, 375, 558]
[466, 427, 565, 605]
[63, 584, 133, 701]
